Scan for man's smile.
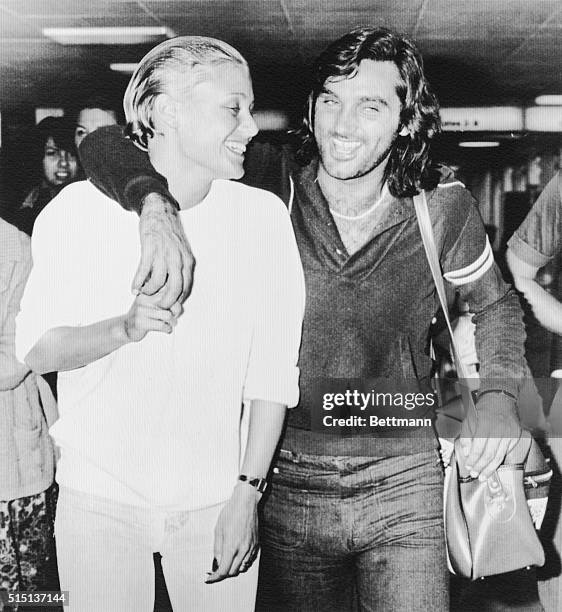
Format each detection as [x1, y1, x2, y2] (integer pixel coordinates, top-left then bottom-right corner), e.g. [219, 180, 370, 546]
[329, 137, 362, 159]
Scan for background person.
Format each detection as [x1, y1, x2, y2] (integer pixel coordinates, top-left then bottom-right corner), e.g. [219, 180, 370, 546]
[69, 94, 121, 150]
[15, 36, 304, 612]
[11, 117, 79, 237]
[507, 171, 562, 612]
[0, 216, 58, 607]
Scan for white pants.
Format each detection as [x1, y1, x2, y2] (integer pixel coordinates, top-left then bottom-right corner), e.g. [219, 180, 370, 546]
[54, 486, 259, 612]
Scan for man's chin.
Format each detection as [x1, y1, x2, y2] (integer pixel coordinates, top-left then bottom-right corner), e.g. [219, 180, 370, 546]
[322, 164, 362, 181]
[318, 154, 362, 180]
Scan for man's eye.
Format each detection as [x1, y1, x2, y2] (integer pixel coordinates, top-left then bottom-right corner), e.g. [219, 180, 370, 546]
[322, 98, 337, 106]
[75, 129, 86, 136]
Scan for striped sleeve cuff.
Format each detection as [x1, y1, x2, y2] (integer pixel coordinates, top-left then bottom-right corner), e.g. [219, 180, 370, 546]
[444, 236, 494, 286]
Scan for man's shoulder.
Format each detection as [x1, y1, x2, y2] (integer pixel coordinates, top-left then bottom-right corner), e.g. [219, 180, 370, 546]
[427, 165, 475, 217]
[432, 164, 469, 195]
[533, 171, 561, 215]
[507, 171, 562, 264]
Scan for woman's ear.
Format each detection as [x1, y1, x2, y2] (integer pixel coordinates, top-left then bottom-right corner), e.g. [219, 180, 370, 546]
[153, 94, 178, 131]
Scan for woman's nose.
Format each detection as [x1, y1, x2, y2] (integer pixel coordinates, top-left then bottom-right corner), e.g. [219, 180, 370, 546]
[58, 151, 71, 167]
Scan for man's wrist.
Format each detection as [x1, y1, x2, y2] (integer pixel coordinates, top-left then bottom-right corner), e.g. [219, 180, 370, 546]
[124, 175, 178, 214]
[477, 388, 518, 403]
[141, 192, 180, 216]
[475, 392, 517, 412]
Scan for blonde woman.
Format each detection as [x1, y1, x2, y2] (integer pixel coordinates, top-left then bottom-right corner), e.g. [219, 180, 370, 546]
[16, 37, 304, 612]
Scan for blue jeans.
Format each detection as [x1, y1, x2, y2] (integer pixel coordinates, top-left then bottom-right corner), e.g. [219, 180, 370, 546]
[256, 448, 448, 612]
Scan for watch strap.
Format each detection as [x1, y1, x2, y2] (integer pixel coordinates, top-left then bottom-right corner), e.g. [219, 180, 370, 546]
[238, 474, 268, 494]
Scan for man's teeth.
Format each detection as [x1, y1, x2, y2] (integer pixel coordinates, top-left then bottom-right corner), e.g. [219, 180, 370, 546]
[225, 142, 246, 155]
[332, 138, 361, 153]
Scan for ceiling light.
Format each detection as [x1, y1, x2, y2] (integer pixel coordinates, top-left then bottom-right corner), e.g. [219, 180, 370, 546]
[525, 106, 562, 132]
[458, 141, 500, 148]
[534, 95, 562, 106]
[43, 27, 175, 46]
[110, 63, 139, 74]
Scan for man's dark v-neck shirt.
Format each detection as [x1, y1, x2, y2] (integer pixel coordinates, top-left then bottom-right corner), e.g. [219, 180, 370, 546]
[80, 128, 526, 457]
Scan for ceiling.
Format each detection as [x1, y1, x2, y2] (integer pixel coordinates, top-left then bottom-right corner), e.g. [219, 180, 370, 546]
[0, 0, 561, 117]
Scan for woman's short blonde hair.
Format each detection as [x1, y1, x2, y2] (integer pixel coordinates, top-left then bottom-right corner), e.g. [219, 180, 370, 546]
[123, 36, 247, 149]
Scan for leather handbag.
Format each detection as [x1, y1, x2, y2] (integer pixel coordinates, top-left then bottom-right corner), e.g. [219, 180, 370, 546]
[413, 189, 550, 580]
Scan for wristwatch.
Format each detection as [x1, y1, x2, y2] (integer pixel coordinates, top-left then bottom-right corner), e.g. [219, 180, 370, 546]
[238, 474, 268, 494]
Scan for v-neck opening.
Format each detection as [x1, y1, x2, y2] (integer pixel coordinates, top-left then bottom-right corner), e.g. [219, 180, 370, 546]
[292, 161, 417, 276]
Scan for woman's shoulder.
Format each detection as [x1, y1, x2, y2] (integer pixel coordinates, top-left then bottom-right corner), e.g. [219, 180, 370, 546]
[0, 216, 30, 263]
[214, 179, 289, 219]
[35, 180, 129, 230]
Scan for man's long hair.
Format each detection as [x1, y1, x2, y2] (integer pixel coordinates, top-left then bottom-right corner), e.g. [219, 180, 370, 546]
[294, 27, 441, 197]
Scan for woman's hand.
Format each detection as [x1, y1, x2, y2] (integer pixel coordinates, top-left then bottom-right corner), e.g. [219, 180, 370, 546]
[205, 483, 260, 583]
[123, 292, 181, 342]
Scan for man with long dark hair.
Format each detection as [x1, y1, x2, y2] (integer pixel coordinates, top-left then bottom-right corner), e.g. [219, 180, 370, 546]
[79, 26, 525, 611]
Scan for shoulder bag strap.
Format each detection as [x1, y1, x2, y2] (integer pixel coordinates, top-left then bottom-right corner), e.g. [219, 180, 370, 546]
[412, 190, 477, 428]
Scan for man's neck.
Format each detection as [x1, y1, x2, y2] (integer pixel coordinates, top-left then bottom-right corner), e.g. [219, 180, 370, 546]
[148, 139, 212, 210]
[317, 162, 387, 217]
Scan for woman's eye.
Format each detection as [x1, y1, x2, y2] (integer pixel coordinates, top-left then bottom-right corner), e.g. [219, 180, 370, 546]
[228, 106, 240, 115]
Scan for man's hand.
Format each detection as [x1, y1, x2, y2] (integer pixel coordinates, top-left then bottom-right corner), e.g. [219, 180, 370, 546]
[133, 193, 195, 309]
[123, 293, 180, 343]
[205, 483, 260, 584]
[459, 392, 521, 481]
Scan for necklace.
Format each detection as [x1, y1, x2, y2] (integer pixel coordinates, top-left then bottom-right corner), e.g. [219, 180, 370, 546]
[329, 185, 388, 221]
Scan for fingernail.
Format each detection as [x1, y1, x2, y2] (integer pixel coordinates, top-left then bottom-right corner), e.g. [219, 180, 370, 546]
[470, 470, 478, 478]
